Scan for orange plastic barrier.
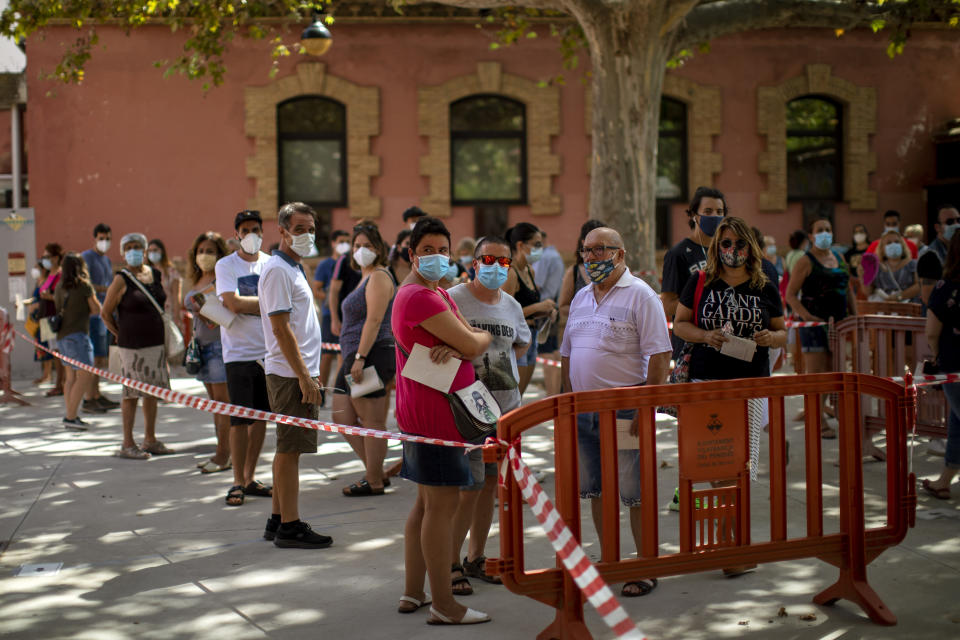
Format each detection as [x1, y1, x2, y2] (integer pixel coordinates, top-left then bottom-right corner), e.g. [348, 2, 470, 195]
[831, 315, 947, 438]
[855, 301, 922, 317]
[484, 373, 916, 639]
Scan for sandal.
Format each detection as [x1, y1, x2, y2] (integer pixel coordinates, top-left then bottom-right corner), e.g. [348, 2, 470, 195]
[243, 480, 273, 497]
[45, 387, 64, 397]
[342, 479, 384, 497]
[820, 426, 837, 440]
[426, 606, 490, 625]
[116, 445, 150, 460]
[451, 563, 473, 596]
[198, 458, 232, 474]
[462, 555, 502, 585]
[142, 440, 175, 455]
[397, 594, 432, 614]
[225, 485, 245, 506]
[621, 578, 658, 597]
[922, 478, 951, 500]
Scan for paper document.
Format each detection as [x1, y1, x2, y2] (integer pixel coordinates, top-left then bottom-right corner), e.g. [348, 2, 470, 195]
[616, 418, 638, 450]
[400, 343, 461, 393]
[200, 294, 237, 328]
[720, 333, 757, 362]
[346, 366, 385, 398]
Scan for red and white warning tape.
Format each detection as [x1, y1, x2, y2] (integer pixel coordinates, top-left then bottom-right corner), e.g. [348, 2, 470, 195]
[17, 330, 645, 638]
[890, 372, 960, 388]
[503, 446, 646, 639]
[1, 321, 13, 354]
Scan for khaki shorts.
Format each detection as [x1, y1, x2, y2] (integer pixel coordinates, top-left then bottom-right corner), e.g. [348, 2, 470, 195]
[266, 374, 319, 454]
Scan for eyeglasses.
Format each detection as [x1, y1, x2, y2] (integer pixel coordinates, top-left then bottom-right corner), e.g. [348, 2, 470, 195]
[719, 239, 748, 251]
[580, 245, 621, 259]
[477, 254, 511, 267]
[353, 222, 377, 232]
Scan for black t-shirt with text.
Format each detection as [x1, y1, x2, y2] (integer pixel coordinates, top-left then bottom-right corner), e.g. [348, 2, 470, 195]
[679, 275, 783, 380]
[927, 278, 960, 373]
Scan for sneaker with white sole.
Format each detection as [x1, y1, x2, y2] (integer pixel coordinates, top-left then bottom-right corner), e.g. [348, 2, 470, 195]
[62, 417, 89, 431]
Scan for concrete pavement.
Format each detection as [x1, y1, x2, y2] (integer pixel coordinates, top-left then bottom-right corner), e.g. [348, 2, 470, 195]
[2, 372, 960, 640]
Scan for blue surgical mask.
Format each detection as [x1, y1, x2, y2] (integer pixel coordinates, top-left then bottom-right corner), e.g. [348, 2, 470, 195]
[813, 232, 833, 250]
[766, 245, 777, 256]
[944, 223, 959, 241]
[528, 247, 544, 264]
[416, 253, 449, 282]
[125, 249, 144, 267]
[445, 262, 459, 281]
[698, 214, 723, 237]
[40, 257, 52, 270]
[477, 264, 509, 290]
[883, 242, 903, 259]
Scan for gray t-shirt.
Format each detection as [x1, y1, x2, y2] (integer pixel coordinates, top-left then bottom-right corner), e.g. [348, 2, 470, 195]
[449, 284, 531, 412]
[875, 259, 919, 302]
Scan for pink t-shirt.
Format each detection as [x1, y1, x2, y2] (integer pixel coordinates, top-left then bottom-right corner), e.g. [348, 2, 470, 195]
[392, 283, 476, 442]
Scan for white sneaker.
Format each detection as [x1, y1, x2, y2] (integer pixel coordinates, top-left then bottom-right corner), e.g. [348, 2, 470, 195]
[927, 438, 947, 457]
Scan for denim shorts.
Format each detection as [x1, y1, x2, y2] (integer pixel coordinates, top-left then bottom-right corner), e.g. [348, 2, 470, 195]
[88, 315, 110, 358]
[196, 341, 227, 384]
[577, 409, 642, 506]
[400, 440, 473, 487]
[462, 446, 497, 492]
[58, 331, 94, 370]
[798, 326, 829, 353]
[516, 335, 538, 367]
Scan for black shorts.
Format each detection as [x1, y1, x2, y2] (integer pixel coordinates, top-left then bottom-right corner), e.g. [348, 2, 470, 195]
[334, 342, 396, 398]
[225, 361, 271, 426]
[320, 313, 339, 355]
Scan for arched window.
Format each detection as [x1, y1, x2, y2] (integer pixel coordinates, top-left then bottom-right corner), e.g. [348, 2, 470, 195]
[655, 97, 688, 249]
[277, 96, 346, 208]
[450, 95, 526, 205]
[787, 96, 842, 201]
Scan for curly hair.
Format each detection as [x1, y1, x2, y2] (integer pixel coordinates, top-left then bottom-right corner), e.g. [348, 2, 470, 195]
[703, 216, 768, 289]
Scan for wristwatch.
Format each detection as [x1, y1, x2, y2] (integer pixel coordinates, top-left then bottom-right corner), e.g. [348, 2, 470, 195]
[355, 354, 366, 361]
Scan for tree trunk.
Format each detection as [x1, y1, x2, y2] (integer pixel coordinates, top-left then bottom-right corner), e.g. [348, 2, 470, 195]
[567, 1, 674, 279]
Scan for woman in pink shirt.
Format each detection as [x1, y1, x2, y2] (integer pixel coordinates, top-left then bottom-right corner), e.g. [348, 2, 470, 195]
[392, 217, 493, 626]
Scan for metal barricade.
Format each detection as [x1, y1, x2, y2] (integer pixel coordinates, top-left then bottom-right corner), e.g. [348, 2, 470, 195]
[485, 373, 916, 639]
[831, 315, 946, 437]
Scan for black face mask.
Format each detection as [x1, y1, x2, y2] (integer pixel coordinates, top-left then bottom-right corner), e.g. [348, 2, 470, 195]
[400, 247, 411, 263]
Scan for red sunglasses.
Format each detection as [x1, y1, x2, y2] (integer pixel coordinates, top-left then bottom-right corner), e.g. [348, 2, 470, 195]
[477, 255, 512, 267]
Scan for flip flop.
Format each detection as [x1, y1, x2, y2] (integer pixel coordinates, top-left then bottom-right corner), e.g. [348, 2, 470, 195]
[243, 480, 273, 497]
[621, 578, 658, 597]
[922, 479, 951, 500]
[397, 594, 431, 614]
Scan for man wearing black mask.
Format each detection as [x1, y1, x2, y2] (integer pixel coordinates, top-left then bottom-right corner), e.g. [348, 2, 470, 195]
[660, 186, 728, 358]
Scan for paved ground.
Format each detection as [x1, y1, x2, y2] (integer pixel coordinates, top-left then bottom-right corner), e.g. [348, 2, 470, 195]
[2, 368, 960, 640]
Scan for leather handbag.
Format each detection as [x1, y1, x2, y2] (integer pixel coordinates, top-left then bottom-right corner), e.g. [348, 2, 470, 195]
[121, 269, 185, 364]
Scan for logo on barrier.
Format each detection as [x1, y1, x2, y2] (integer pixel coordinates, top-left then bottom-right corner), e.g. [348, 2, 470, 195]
[678, 399, 746, 482]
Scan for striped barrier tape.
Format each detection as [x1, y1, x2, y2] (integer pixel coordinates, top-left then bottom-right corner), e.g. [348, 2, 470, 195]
[1, 321, 13, 354]
[17, 329, 645, 639]
[503, 445, 646, 639]
[889, 372, 960, 388]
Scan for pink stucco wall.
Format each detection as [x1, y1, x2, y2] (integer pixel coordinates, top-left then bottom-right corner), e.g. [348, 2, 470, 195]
[23, 22, 960, 267]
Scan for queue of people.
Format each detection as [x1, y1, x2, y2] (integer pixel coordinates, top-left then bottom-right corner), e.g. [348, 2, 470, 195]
[23, 193, 960, 626]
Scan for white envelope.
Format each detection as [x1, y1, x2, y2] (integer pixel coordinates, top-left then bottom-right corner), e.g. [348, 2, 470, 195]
[616, 418, 638, 450]
[720, 333, 757, 362]
[346, 366, 384, 398]
[400, 343, 461, 393]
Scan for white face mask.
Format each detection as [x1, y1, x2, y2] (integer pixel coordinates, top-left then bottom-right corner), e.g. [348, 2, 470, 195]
[239, 233, 262, 255]
[335, 241, 351, 256]
[353, 246, 377, 268]
[96, 239, 110, 253]
[853, 232, 867, 244]
[409, 222, 418, 231]
[287, 230, 316, 257]
[30, 267, 41, 280]
[147, 250, 163, 265]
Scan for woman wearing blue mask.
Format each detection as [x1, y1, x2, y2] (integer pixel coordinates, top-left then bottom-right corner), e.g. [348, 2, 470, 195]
[864, 229, 920, 304]
[100, 232, 175, 460]
[785, 217, 858, 438]
[392, 215, 493, 625]
[504, 222, 557, 394]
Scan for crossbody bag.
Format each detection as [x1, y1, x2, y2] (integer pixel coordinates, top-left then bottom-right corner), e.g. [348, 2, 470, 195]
[121, 269, 185, 364]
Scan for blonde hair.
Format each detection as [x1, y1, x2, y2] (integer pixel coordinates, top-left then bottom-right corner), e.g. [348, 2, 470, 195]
[904, 223, 924, 242]
[704, 216, 768, 289]
[878, 229, 910, 262]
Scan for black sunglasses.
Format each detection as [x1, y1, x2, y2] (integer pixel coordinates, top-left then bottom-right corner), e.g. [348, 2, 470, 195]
[719, 239, 748, 251]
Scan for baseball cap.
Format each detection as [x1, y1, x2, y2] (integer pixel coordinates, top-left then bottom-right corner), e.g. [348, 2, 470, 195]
[234, 209, 262, 229]
[402, 206, 426, 222]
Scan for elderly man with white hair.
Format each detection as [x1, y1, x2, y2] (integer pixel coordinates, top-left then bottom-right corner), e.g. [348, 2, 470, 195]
[560, 226, 672, 598]
[100, 231, 175, 459]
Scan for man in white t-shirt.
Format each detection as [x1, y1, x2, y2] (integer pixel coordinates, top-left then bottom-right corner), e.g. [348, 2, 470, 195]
[259, 202, 331, 549]
[215, 210, 273, 510]
[560, 226, 672, 598]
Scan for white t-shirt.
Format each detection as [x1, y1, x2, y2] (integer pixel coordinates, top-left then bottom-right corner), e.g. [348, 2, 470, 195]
[215, 251, 270, 363]
[560, 270, 672, 392]
[259, 251, 322, 378]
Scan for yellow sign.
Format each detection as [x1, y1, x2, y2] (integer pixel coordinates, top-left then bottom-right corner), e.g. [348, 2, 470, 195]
[2, 212, 32, 232]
